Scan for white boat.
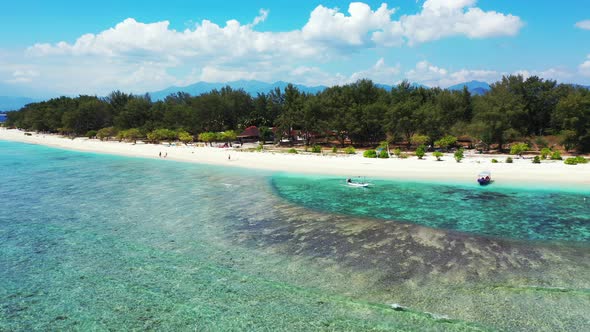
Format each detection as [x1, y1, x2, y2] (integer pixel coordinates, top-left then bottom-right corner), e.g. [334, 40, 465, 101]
[347, 182, 370, 188]
[346, 178, 370, 187]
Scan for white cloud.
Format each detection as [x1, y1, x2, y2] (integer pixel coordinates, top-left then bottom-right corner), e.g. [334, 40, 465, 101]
[349, 58, 400, 83]
[400, 0, 523, 44]
[13, 2, 524, 94]
[406, 60, 502, 87]
[580, 55, 590, 76]
[5, 69, 40, 84]
[575, 20, 590, 30]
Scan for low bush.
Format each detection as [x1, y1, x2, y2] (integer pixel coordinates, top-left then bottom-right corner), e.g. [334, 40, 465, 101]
[85, 130, 97, 138]
[506, 157, 513, 163]
[344, 146, 356, 154]
[378, 149, 389, 158]
[288, 148, 298, 154]
[256, 143, 263, 152]
[564, 157, 578, 165]
[415, 145, 426, 159]
[363, 149, 377, 158]
[532, 156, 541, 164]
[332, 146, 338, 153]
[540, 147, 552, 159]
[491, 159, 498, 163]
[550, 151, 562, 160]
[433, 151, 443, 161]
[454, 148, 464, 163]
[575, 156, 588, 164]
[393, 148, 402, 158]
[311, 145, 322, 153]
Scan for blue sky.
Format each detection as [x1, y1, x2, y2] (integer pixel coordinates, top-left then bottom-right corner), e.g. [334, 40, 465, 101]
[1, 0, 589, 97]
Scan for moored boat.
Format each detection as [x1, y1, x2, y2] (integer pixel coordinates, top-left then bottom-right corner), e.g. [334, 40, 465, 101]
[346, 178, 370, 187]
[477, 171, 492, 185]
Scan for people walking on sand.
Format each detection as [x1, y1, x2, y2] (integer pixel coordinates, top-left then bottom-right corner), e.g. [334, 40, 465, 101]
[164, 152, 167, 158]
[159, 151, 162, 158]
[228, 154, 231, 160]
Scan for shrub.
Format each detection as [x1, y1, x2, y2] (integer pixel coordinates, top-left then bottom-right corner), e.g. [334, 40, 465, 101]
[550, 151, 562, 160]
[506, 157, 513, 163]
[97, 127, 117, 141]
[454, 148, 464, 163]
[332, 146, 338, 153]
[575, 156, 588, 164]
[311, 145, 322, 153]
[393, 148, 402, 158]
[85, 130, 97, 138]
[510, 143, 529, 158]
[433, 151, 443, 161]
[434, 135, 457, 151]
[378, 149, 389, 158]
[344, 146, 356, 154]
[178, 131, 193, 144]
[415, 145, 426, 159]
[288, 148, 298, 154]
[532, 156, 541, 164]
[410, 134, 429, 147]
[491, 159, 498, 163]
[540, 147, 552, 160]
[564, 157, 578, 165]
[256, 143, 263, 152]
[363, 149, 377, 158]
[399, 153, 409, 159]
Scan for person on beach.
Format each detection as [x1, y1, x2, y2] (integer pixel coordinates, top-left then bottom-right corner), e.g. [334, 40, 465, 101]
[164, 152, 167, 158]
[228, 154, 231, 160]
[159, 151, 162, 158]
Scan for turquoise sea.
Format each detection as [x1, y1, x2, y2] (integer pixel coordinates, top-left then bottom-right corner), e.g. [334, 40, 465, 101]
[1, 140, 589, 331]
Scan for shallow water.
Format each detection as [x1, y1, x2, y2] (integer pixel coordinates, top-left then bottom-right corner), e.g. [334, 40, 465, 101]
[270, 174, 590, 242]
[1, 140, 589, 331]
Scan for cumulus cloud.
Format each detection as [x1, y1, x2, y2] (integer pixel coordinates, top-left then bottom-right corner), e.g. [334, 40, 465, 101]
[28, 1, 522, 59]
[405, 60, 502, 87]
[575, 20, 590, 30]
[400, 0, 523, 44]
[15, 1, 525, 94]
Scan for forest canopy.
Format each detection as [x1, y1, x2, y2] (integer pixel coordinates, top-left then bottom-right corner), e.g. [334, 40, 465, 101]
[6, 75, 590, 152]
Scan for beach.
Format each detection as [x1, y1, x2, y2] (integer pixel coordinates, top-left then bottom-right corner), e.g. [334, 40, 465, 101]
[2, 128, 588, 188]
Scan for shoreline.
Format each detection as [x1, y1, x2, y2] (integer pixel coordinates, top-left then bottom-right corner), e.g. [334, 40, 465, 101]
[2, 128, 589, 190]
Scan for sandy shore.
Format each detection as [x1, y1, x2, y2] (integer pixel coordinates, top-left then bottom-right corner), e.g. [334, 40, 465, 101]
[1, 128, 589, 189]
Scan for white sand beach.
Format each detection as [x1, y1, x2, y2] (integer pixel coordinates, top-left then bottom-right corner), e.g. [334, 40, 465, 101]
[1, 128, 589, 189]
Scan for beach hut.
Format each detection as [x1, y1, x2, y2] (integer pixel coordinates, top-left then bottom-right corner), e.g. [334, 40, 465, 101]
[238, 126, 260, 143]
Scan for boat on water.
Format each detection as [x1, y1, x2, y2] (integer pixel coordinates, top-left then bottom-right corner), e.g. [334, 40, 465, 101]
[477, 171, 492, 185]
[346, 178, 370, 187]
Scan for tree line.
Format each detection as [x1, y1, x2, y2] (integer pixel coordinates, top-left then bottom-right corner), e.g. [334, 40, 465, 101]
[6, 75, 590, 152]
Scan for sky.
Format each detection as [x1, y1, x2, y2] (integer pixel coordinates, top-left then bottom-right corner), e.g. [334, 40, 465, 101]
[1, 0, 589, 97]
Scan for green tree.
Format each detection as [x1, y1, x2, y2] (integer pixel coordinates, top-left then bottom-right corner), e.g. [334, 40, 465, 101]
[433, 151, 443, 161]
[178, 131, 193, 145]
[434, 135, 457, 151]
[510, 143, 529, 158]
[415, 145, 426, 159]
[454, 148, 464, 163]
[198, 132, 217, 146]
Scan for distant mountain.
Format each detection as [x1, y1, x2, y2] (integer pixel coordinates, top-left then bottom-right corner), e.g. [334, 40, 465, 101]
[447, 80, 491, 95]
[0, 96, 41, 111]
[149, 80, 327, 100]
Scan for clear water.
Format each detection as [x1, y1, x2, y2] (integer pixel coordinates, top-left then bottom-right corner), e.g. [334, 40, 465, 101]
[1, 140, 589, 331]
[270, 174, 590, 242]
